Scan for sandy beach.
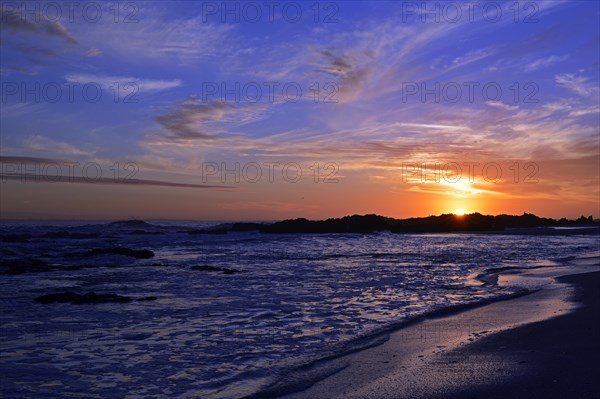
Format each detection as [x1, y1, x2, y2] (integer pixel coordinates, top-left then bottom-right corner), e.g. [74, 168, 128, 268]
[273, 260, 600, 399]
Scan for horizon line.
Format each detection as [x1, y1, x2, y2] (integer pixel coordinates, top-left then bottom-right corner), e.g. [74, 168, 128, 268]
[1, 212, 598, 223]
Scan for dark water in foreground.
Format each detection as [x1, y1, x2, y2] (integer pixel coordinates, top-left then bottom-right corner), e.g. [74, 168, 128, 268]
[1, 221, 598, 398]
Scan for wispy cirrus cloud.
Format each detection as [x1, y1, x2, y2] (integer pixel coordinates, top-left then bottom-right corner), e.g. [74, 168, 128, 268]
[0, 172, 236, 190]
[485, 101, 519, 111]
[23, 135, 95, 157]
[85, 47, 101, 57]
[75, 12, 234, 65]
[0, 8, 78, 44]
[154, 99, 236, 141]
[0, 8, 78, 73]
[0, 156, 236, 190]
[152, 97, 268, 143]
[555, 73, 599, 97]
[64, 74, 181, 93]
[525, 54, 568, 71]
[450, 48, 494, 69]
[312, 48, 374, 102]
[0, 156, 72, 165]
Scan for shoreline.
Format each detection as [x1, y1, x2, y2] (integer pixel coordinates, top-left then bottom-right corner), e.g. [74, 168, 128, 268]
[244, 289, 535, 399]
[265, 261, 600, 399]
[435, 270, 600, 399]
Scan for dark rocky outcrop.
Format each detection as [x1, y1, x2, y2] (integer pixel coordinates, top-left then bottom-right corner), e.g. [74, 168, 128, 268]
[96, 214, 599, 236]
[0, 234, 31, 243]
[34, 291, 132, 304]
[41, 231, 101, 239]
[263, 215, 394, 234]
[188, 228, 228, 235]
[0, 259, 51, 274]
[108, 220, 153, 228]
[130, 230, 164, 235]
[250, 213, 600, 234]
[0, 259, 82, 275]
[136, 296, 158, 301]
[67, 247, 155, 259]
[191, 265, 241, 274]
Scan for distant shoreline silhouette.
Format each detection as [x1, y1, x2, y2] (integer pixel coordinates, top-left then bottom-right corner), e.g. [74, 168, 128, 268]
[187, 213, 599, 234]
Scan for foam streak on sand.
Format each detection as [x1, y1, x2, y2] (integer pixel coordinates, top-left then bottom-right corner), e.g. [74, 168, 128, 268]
[278, 257, 600, 399]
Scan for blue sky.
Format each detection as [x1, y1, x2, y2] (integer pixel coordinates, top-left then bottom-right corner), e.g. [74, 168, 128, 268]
[1, 1, 599, 219]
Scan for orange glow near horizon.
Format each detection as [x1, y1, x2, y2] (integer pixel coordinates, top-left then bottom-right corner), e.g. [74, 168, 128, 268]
[0, 2, 599, 222]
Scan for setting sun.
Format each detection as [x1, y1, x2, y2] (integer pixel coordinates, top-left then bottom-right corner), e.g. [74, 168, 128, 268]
[454, 209, 467, 216]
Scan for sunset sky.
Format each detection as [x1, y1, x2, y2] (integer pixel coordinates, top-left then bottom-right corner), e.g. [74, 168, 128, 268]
[1, 1, 599, 220]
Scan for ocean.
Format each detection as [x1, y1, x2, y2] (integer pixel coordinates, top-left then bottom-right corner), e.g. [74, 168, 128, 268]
[1, 220, 598, 398]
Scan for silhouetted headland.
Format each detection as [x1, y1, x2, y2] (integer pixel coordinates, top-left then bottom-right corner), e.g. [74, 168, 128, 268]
[192, 213, 599, 235]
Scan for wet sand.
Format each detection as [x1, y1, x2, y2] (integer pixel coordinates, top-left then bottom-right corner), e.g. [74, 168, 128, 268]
[277, 262, 600, 399]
